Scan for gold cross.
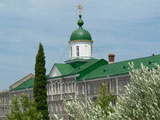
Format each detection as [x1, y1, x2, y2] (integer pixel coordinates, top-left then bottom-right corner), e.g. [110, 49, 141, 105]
[78, 5, 83, 15]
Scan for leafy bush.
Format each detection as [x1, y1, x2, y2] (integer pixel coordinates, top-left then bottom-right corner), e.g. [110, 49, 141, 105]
[109, 63, 160, 120]
[7, 93, 43, 120]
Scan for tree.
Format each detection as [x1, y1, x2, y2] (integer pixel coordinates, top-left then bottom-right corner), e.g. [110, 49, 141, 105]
[54, 99, 107, 120]
[109, 63, 160, 120]
[96, 83, 114, 117]
[54, 84, 114, 120]
[55, 63, 160, 120]
[7, 94, 42, 120]
[33, 43, 49, 120]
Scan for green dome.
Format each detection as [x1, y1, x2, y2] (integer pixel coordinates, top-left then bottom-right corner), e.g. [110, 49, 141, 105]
[70, 15, 92, 41]
[70, 27, 92, 41]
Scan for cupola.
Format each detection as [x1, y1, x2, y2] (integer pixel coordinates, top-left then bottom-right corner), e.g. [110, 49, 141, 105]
[70, 15, 92, 41]
[69, 5, 93, 60]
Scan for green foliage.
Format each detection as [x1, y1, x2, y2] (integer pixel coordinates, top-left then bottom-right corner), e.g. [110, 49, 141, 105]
[109, 63, 160, 120]
[96, 83, 114, 116]
[7, 94, 43, 120]
[33, 43, 49, 120]
[54, 63, 160, 120]
[54, 99, 107, 120]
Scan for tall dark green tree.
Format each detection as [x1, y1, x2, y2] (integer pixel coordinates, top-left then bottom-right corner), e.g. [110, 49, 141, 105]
[33, 43, 49, 120]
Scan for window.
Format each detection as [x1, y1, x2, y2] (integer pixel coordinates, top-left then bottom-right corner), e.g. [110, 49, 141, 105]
[66, 82, 68, 93]
[76, 46, 79, 56]
[72, 81, 75, 92]
[55, 103, 58, 112]
[63, 83, 65, 93]
[70, 47, 72, 57]
[56, 82, 58, 94]
[49, 85, 51, 95]
[118, 77, 129, 94]
[57, 82, 60, 94]
[111, 78, 116, 94]
[69, 82, 71, 93]
[53, 84, 55, 94]
[59, 103, 62, 111]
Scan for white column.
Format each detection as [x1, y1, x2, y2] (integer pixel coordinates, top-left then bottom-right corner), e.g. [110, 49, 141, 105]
[109, 79, 111, 92]
[116, 77, 119, 95]
[51, 81, 53, 95]
[60, 79, 62, 100]
[47, 85, 49, 95]
[88, 84, 90, 95]
[75, 79, 77, 98]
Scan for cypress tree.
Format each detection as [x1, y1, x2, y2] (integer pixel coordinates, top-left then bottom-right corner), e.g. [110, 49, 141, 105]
[33, 43, 49, 120]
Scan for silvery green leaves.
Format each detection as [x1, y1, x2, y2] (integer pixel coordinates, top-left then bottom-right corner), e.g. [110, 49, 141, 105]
[109, 63, 160, 120]
[54, 99, 107, 120]
[54, 63, 160, 120]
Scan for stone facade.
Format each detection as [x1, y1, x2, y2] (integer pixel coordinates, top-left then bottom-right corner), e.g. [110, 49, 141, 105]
[47, 74, 130, 120]
[0, 91, 9, 120]
[0, 74, 130, 120]
[0, 73, 34, 120]
[0, 88, 33, 120]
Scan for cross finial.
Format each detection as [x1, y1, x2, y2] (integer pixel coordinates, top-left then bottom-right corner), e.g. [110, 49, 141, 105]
[78, 5, 83, 15]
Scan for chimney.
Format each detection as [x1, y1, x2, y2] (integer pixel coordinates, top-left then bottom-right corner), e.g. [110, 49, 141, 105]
[108, 54, 115, 63]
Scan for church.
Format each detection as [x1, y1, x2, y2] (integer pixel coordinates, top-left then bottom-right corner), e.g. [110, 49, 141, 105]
[0, 6, 160, 120]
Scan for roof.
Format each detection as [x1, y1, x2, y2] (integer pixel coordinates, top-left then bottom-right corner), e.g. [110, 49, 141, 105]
[71, 59, 108, 79]
[82, 55, 160, 80]
[49, 58, 99, 78]
[70, 27, 92, 41]
[55, 63, 74, 75]
[49, 55, 160, 81]
[9, 73, 34, 90]
[11, 55, 160, 91]
[10, 78, 34, 92]
[70, 15, 92, 41]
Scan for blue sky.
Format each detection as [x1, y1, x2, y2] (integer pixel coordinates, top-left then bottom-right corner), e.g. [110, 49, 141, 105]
[0, 0, 160, 91]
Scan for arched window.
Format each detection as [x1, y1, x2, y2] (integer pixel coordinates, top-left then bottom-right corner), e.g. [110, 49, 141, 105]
[56, 82, 58, 94]
[55, 103, 58, 112]
[72, 81, 75, 92]
[66, 82, 68, 93]
[49, 85, 51, 95]
[76, 46, 79, 56]
[58, 83, 60, 94]
[63, 83, 65, 93]
[53, 84, 55, 94]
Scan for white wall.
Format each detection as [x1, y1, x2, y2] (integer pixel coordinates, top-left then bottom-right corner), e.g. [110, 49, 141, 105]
[69, 41, 93, 59]
[49, 66, 62, 77]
